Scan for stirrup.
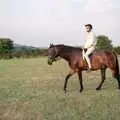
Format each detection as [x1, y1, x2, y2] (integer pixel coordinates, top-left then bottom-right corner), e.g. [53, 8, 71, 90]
[86, 68, 92, 72]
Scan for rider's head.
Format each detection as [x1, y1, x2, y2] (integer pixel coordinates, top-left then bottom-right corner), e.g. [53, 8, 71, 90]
[85, 24, 93, 32]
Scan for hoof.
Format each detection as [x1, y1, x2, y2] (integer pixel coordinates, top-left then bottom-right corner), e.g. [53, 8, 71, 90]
[80, 89, 83, 92]
[96, 87, 101, 91]
[64, 89, 68, 93]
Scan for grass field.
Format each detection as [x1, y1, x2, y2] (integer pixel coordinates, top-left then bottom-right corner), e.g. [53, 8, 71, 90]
[0, 57, 120, 120]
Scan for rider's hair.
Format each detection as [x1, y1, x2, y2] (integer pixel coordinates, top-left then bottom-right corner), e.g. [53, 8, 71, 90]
[85, 24, 93, 29]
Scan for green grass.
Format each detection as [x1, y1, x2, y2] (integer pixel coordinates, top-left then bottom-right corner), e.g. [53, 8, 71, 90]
[0, 57, 120, 120]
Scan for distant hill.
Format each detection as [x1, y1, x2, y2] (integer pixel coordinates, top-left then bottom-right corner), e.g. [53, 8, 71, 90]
[13, 43, 41, 52]
[0, 38, 46, 58]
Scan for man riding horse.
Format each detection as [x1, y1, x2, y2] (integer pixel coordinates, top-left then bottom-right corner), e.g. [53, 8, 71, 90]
[83, 24, 97, 72]
[48, 24, 120, 92]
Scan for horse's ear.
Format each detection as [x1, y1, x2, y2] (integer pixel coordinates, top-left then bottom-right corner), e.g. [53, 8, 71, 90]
[49, 39, 54, 47]
[49, 43, 54, 48]
[49, 40, 52, 47]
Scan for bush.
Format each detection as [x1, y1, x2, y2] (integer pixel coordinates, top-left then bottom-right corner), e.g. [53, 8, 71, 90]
[114, 46, 120, 54]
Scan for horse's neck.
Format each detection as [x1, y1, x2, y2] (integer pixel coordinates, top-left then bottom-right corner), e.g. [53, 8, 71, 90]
[58, 47, 72, 62]
[57, 45, 82, 62]
[59, 53, 71, 61]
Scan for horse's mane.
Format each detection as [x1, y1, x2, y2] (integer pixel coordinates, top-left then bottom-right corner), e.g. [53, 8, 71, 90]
[55, 44, 83, 52]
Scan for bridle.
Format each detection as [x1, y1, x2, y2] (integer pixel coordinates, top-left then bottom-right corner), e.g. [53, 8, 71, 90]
[49, 44, 64, 63]
[51, 46, 59, 62]
[82, 48, 87, 60]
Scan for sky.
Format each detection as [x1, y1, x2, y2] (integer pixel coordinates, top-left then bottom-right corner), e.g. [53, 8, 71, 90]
[0, 0, 120, 47]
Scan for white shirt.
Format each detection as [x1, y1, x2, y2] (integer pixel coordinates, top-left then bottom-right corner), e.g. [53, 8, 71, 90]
[84, 31, 97, 49]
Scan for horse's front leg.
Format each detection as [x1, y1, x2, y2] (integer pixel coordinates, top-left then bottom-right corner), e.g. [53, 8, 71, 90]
[64, 70, 75, 93]
[78, 71, 84, 92]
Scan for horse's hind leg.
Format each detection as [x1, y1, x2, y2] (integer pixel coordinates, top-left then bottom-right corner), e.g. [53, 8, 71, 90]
[116, 75, 120, 89]
[111, 68, 120, 89]
[96, 68, 106, 90]
[78, 71, 83, 92]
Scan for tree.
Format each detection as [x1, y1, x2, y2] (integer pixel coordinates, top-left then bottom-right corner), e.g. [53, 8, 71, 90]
[0, 38, 14, 53]
[0, 38, 14, 59]
[96, 35, 113, 51]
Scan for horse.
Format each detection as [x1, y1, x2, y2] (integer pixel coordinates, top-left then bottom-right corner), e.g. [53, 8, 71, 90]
[47, 44, 120, 93]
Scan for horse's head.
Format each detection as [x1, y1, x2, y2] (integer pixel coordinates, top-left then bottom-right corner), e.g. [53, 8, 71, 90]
[48, 43, 61, 65]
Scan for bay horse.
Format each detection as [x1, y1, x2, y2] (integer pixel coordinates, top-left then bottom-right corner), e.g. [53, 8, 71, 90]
[47, 44, 120, 92]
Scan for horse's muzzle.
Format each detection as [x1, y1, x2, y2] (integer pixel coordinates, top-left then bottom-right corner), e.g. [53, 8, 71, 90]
[48, 59, 53, 65]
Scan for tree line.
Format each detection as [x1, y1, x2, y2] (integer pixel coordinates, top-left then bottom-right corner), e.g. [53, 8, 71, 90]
[0, 38, 47, 59]
[0, 36, 120, 59]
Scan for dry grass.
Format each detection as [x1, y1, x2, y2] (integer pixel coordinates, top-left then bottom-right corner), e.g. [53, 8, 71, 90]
[0, 57, 120, 120]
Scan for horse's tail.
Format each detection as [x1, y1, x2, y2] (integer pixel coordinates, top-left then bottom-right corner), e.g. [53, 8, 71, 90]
[113, 52, 119, 76]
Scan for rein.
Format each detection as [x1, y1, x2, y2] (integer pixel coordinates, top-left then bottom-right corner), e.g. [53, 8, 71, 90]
[82, 48, 87, 60]
[52, 46, 60, 61]
[83, 48, 87, 52]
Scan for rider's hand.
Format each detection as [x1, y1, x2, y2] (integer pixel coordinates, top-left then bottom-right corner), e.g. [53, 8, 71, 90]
[81, 46, 84, 49]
